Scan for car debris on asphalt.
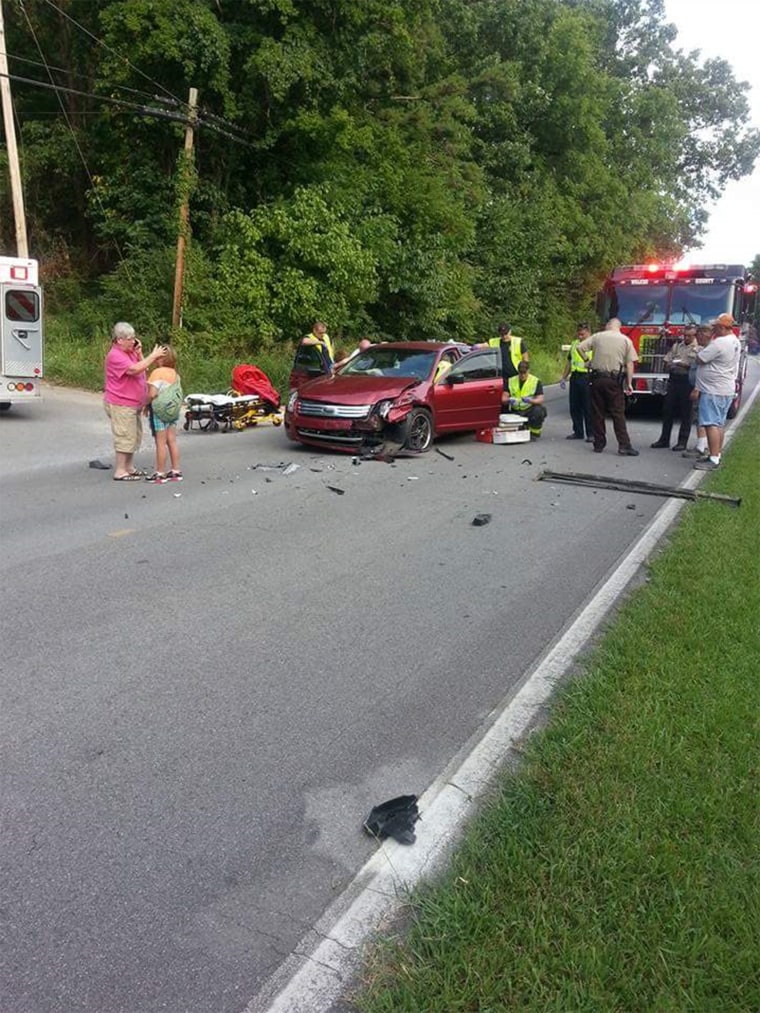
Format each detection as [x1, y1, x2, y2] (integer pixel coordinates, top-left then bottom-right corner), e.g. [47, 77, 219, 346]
[472, 513, 492, 526]
[363, 795, 420, 845]
[326, 485, 345, 495]
[89, 459, 111, 469]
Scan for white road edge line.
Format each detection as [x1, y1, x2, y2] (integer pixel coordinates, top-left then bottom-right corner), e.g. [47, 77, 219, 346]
[248, 375, 759, 1013]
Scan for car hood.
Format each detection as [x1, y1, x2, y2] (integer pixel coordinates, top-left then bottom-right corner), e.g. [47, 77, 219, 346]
[297, 374, 421, 405]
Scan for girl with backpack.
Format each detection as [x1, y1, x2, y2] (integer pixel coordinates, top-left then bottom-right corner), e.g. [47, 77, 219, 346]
[144, 345, 184, 483]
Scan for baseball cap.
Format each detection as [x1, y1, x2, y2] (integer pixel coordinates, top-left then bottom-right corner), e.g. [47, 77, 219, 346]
[715, 313, 736, 327]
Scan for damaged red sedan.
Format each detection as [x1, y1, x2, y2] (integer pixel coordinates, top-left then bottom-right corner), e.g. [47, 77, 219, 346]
[285, 342, 504, 453]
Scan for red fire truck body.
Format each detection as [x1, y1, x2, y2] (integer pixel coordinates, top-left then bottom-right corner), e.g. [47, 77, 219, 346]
[600, 262, 757, 414]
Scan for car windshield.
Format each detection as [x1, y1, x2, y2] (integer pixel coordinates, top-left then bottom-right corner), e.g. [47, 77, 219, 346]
[340, 347, 437, 380]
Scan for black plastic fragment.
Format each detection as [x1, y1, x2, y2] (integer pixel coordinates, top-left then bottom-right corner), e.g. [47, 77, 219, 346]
[363, 794, 420, 845]
[89, 459, 111, 470]
[472, 513, 492, 526]
[435, 448, 455, 461]
[326, 485, 345, 495]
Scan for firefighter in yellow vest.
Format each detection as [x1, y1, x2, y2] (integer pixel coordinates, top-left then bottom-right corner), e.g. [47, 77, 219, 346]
[505, 360, 547, 437]
[560, 322, 593, 441]
[476, 322, 529, 390]
[300, 320, 335, 373]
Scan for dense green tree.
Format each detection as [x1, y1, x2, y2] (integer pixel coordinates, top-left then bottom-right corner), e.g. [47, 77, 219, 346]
[1, 0, 758, 347]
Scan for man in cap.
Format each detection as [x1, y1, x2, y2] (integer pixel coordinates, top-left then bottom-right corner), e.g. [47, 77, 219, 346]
[576, 318, 639, 455]
[690, 313, 740, 471]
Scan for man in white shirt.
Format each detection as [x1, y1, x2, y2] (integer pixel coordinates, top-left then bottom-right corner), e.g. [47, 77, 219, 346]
[691, 313, 740, 471]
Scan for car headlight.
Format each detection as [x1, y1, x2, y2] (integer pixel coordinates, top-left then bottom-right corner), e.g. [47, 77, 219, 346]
[374, 399, 394, 419]
[287, 390, 299, 412]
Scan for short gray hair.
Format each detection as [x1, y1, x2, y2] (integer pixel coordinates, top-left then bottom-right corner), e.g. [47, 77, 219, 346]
[111, 321, 135, 342]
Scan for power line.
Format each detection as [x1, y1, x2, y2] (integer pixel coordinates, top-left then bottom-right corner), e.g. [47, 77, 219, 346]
[16, 2, 133, 276]
[6, 52, 180, 106]
[14, 2, 257, 146]
[40, 0, 187, 110]
[1, 70, 190, 122]
[2, 72, 261, 146]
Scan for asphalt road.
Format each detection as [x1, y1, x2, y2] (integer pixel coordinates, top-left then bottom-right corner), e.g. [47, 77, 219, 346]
[1, 369, 756, 1013]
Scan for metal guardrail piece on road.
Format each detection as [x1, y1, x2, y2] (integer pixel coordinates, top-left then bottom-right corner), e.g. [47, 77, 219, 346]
[537, 470, 741, 508]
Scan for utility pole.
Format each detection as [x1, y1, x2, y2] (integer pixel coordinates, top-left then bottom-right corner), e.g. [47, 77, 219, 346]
[0, 0, 29, 257]
[171, 86, 197, 329]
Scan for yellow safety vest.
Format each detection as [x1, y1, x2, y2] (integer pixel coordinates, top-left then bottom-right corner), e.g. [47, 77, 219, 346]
[309, 331, 334, 364]
[434, 359, 452, 382]
[488, 335, 523, 371]
[508, 372, 539, 411]
[570, 339, 590, 373]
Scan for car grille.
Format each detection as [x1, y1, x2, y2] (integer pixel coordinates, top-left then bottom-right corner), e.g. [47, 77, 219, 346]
[297, 428, 363, 443]
[298, 400, 371, 419]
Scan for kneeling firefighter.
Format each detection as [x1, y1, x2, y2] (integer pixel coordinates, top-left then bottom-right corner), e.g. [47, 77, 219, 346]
[505, 360, 547, 436]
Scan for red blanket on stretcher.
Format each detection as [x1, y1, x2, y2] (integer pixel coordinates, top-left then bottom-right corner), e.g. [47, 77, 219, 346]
[231, 364, 280, 410]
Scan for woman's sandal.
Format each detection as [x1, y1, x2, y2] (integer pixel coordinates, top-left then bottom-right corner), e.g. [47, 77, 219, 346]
[146, 472, 167, 484]
[167, 470, 183, 481]
[113, 473, 143, 482]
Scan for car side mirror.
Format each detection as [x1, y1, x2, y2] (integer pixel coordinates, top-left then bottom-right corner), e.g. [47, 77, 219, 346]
[447, 373, 464, 385]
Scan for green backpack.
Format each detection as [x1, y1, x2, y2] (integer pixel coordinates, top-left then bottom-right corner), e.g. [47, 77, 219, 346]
[152, 375, 184, 423]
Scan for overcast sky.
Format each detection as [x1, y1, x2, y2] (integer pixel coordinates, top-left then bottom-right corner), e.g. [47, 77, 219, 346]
[664, 0, 759, 267]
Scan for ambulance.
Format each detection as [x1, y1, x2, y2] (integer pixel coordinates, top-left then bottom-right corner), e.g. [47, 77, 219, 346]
[0, 256, 43, 409]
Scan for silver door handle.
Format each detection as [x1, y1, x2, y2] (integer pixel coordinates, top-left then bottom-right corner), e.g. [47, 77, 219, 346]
[12, 330, 32, 350]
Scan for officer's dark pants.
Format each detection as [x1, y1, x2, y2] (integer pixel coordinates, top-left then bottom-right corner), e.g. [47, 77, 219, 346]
[656, 373, 693, 447]
[569, 373, 592, 438]
[590, 373, 633, 450]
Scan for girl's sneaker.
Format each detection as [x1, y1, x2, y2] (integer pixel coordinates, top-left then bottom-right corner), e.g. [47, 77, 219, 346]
[146, 472, 167, 484]
[167, 470, 183, 482]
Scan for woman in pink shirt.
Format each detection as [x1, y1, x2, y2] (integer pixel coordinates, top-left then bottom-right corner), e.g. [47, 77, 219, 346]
[104, 321, 166, 480]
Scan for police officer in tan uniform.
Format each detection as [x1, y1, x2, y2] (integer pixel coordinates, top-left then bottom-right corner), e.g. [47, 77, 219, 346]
[576, 318, 639, 456]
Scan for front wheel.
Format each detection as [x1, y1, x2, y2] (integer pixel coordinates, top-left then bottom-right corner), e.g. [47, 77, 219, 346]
[401, 407, 433, 452]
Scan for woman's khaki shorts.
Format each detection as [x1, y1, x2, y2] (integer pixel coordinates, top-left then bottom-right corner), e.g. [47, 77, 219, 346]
[104, 401, 143, 453]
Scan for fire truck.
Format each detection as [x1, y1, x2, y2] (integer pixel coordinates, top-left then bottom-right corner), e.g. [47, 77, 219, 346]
[0, 256, 43, 410]
[599, 262, 757, 416]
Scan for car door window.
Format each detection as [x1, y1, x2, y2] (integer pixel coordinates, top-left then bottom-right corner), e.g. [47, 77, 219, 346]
[446, 350, 498, 382]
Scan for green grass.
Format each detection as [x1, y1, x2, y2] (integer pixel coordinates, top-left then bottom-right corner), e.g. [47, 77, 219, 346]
[43, 319, 566, 399]
[356, 408, 760, 1013]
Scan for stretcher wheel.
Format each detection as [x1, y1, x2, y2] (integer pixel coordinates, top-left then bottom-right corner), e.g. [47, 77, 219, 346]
[272, 416, 283, 426]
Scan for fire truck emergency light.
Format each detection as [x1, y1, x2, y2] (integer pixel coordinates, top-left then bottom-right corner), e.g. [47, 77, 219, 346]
[744, 283, 758, 294]
[646, 263, 660, 273]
